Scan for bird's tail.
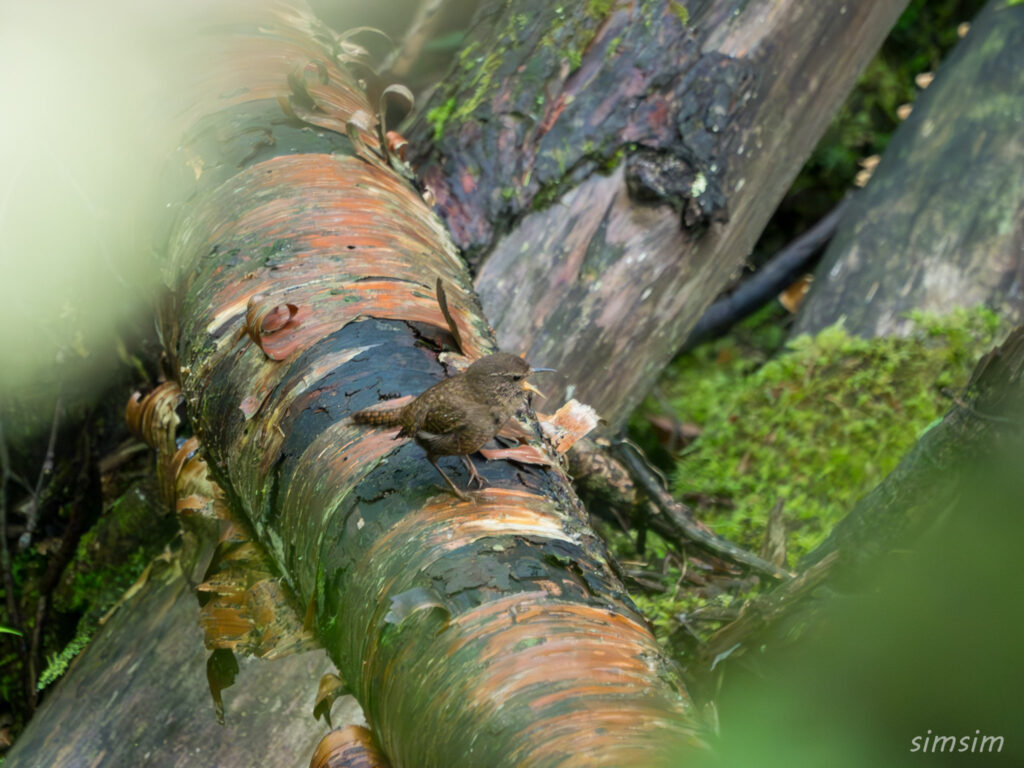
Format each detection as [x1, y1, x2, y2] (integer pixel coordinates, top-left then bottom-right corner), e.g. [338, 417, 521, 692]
[351, 405, 405, 428]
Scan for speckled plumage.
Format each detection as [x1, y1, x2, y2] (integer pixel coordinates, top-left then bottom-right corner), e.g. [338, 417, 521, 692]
[352, 353, 539, 498]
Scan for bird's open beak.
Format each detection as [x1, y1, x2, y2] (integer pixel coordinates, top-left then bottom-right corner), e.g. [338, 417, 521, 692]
[523, 367, 554, 398]
[522, 380, 544, 397]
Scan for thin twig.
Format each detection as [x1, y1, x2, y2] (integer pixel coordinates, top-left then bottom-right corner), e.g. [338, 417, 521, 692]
[27, 425, 93, 711]
[385, 0, 449, 78]
[952, 395, 1022, 427]
[435, 278, 465, 356]
[680, 196, 852, 353]
[699, 551, 839, 669]
[613, 440, 793, 582]
[21, 395, 62, 551]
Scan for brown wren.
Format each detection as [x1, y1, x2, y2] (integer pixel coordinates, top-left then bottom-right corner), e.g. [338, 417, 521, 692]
[352, 352, 551, 500]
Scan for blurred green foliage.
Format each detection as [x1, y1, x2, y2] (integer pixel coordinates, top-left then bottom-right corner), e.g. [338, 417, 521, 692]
[678, 442, 1024, 767]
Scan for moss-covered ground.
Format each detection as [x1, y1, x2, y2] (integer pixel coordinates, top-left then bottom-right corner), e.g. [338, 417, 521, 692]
[620, 306, 1003, 643]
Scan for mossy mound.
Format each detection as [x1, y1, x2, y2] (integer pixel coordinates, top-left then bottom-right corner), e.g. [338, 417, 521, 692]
[661, 308, 1001, 566]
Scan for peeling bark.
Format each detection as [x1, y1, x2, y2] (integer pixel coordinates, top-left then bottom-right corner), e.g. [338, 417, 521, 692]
[166, 145, 697, 766]
[64, 3, 700, 765]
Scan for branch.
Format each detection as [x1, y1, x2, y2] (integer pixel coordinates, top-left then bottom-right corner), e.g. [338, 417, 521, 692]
[680, 196, 852, 352]
[26, 426, 94, 711]
[611, 441, 793, 582]
[20, 395, 62, 551]
[698, 551, 838, 670]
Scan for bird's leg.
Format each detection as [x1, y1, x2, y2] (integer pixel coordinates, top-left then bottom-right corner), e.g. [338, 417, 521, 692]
[429, 456, 471, 501]
[461, 455, 489, 489]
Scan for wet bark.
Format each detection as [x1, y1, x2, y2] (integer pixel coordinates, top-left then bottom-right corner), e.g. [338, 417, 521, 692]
[409, 0, 911, 428]
[794, 0, 1024, 339]
[4, 563, 340, 768]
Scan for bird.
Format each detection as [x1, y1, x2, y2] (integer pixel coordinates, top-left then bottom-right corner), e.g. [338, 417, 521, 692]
[352, 352, 552, 500]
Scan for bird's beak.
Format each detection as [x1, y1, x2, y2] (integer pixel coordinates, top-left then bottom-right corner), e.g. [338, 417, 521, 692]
[531, 367, 556, 374]
[522, 380, 544, 397]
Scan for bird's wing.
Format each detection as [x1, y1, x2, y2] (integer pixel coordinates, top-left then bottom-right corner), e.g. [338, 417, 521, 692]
[418, 398, 479, 436]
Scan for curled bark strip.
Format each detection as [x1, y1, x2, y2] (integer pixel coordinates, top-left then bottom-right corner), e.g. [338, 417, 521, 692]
[126, 382, 184, 506]
[384, 131, 408, 161]
[478, 444, 557, 467]
[335, 26, 394, 52]
[313, 672, 350, 727]
[178, 444, 317, 660]
[167, 435, 202, 508]
[125, 381, 182, 450]
[177, 4, 378, 150]
[245, 295, 303, 361]
[311, 725, 390, 768]
[125, 385, 316, 661]
[344, 108, 390, 174]
[377, 84, 415, 178]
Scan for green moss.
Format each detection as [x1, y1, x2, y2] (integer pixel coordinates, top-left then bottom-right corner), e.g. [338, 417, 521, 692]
[424, 38, 506, 141]
[669, 2, 690, 25]
[55, 482, 169, 619]
[646, 307, 1001, 566]
[595, 520, 734, 644]
[29, 478, 177, 698]
[531, 183, 563, 211]
[425, 97, 457, 142]
[37, 625, 92, 692]
[587, 0, 614, 17]
[600, 146, 626, 173]
[604, 34, 623, 60]
[58, 543, 152, 616]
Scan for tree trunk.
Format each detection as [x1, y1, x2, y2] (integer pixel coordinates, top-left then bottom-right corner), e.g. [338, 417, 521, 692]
[4, 563, 342, 768]
[409, 0, 911, 428]
[166, 151, 698, 766]
[793, 0, 1024, 339]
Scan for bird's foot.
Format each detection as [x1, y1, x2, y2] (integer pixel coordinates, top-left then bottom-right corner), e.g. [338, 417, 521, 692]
[461, 455, 489, 489]
[431, 457, 474, 501]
